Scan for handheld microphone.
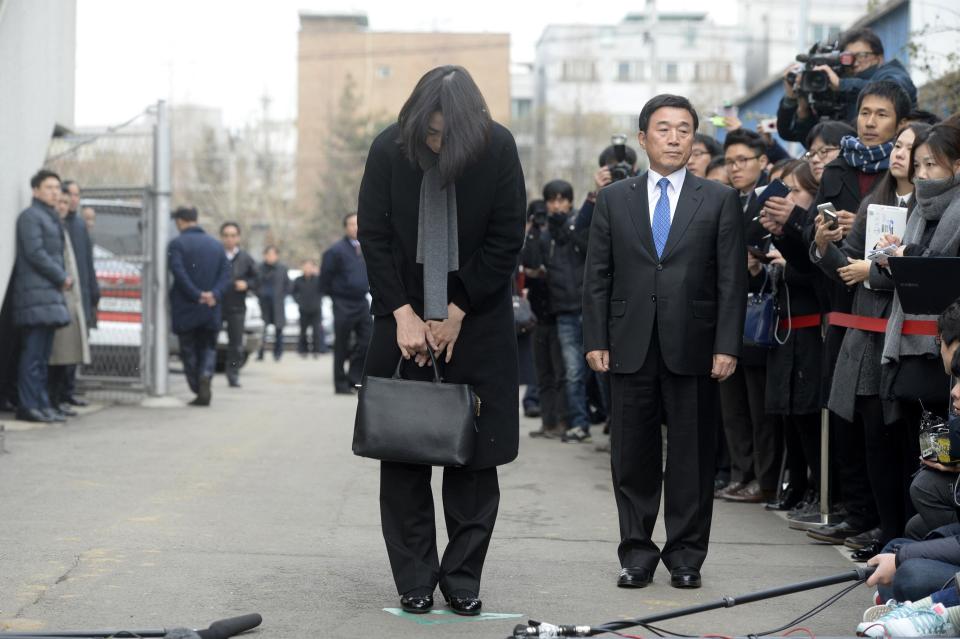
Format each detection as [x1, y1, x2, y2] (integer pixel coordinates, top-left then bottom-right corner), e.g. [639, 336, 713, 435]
[512, 621, 593, 638]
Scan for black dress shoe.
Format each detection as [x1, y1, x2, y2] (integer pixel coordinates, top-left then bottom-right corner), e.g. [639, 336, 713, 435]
[15, 408, 53, 423]
[65, 396, 89, 407]
[851, 540, 882, 562]
[400, 593, 433, 614]
[617, 567, 653, 588]
[670, 566, 702, 589]
[806, 520, 867, 545]
[446, 595, 482, 616]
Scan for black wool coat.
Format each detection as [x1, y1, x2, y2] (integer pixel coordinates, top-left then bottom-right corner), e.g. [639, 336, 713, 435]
[357, 122, 526, 470]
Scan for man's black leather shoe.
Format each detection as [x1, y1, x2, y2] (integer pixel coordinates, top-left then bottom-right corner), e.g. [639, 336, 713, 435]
[617, 567, 653, 588]
[65, 396, 89, 407]
[670, 567, 701, 589]
[851, 540, 882, 562]
[806, 520, 867, 545]
[446, 595, 482, 616]
[400, 593, 433, 614]
[16, 408, 53, 423]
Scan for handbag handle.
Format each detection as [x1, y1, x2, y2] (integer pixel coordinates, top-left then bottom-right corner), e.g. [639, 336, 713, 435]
[393, 349, 443, 383]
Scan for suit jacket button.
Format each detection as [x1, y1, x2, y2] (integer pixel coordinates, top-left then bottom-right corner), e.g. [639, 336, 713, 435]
[656, 264, 663, 271]
[650, 294, 656, 302]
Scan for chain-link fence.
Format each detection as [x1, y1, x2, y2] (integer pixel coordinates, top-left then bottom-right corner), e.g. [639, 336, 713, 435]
[44, 113, 157, 403]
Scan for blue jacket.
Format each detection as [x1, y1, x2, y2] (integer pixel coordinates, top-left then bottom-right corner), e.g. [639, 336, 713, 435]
[321, 237, 369, 302]
[12, 199, 70, 328]
[167, 226, 230, 333]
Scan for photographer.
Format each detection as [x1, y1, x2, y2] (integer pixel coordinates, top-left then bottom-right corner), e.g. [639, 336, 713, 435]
[777, 27, 917, 146]
[521, 180, 592, 443]
[575, 142, 639, 232]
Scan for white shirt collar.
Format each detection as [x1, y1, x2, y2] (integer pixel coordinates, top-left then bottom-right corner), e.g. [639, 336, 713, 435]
[225, 246, 239, 259]
[647, 166, 686, 194]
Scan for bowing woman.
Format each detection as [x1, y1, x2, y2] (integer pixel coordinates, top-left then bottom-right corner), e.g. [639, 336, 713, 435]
[357, 65, 526, 616]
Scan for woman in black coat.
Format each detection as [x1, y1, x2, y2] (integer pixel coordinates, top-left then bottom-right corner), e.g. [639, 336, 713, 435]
[357, 66, 526, 616]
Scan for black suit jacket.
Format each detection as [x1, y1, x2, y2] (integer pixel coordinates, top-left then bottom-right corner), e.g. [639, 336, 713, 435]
[582, 172, 746, 376]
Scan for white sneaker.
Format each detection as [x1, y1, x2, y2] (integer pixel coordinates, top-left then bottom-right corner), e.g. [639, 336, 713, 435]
[858, 601, 911, 636]
[883, 603, 955, 637]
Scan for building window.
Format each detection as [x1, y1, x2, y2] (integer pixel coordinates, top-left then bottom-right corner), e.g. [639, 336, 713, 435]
[617, 61, 645, 82]
[661, 62, 679, 83]
[376, 65, 391, 79]
[512, 98, 532, 120]
[695, 62, 732, 83]
[561, 59, 597, 82]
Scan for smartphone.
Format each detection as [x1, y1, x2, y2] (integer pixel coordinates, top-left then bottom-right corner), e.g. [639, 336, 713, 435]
[747, 246, 772, 263]
[710, 115, 726, 128]
[760, 118, 777, 133]
[817, 202, 838, 230]
[867, 244, 898, 265]
[756, 179, 791, 207]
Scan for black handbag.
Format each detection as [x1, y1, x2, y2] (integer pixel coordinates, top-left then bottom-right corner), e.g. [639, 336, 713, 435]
[353, 350, 481, 467]
[743, 271, 778, 348]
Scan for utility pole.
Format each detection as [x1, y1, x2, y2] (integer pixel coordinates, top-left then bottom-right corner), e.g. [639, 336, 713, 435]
[147, 99, 171, 398]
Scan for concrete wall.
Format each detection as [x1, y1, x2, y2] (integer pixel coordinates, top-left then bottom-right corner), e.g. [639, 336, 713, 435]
[0, 0, 77, 301]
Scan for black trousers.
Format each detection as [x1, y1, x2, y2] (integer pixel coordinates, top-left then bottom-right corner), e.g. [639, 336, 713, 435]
[333, 308, 372, 392]
[380, 461, 500, 597]
[224, 310, 245, 384]
[298, 309, 325, 354]
[832, 410, 879, 530]
[718, 365, 781, 490]
[531, 323, 567, 429]
[860, 396, 923, 544]
[610, 329, 717, 572]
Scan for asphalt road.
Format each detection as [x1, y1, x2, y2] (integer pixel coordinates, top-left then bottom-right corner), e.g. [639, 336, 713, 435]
[1, 355, 869, 638]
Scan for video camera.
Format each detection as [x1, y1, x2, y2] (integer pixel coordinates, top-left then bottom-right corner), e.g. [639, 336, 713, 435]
[608, 134, 633, 183]
[786, 41, 855, 120]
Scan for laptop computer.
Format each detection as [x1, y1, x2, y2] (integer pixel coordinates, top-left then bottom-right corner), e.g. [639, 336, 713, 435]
[888, 257, 960, 315]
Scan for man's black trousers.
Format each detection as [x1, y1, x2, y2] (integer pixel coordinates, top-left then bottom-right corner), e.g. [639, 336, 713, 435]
[224, 310, 245, 384]
[333, 307, 372, 392]
[609, 329, 717, 573]
[298, 309, 325, 354]
[379, 461, 499, 597]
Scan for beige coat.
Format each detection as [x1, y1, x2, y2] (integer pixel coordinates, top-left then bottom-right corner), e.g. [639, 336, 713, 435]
[50, 232, 91, 366]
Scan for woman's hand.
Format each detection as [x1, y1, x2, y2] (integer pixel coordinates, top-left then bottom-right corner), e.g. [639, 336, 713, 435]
[921, 458, 960, 473]
[814, 214, 843, 253]
[394, 304, 438, 366]
[876, 233, 901, 250]
[747, 251, 763, 277]
[426, 303, 465, 364]
[838, 258, 870, 286]
[766, 247, 786, 267]
[763, 196, 794, 225]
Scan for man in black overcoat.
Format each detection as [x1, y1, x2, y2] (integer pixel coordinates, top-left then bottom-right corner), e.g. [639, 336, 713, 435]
[256, 245, 289, 361]
[219, 222, 258, 387]
[583, 95, 746, 590]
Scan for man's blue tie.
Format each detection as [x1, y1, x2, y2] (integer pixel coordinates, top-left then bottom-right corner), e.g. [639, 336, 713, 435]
[652, 177, 672, 258]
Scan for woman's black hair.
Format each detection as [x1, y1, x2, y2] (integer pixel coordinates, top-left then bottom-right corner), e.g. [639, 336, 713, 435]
[705, 155, 727, 176]
[909, 121, 960, 182]
[780, 159, 818, 195]
[865, 122, 931, 206]
[397, 65, 492, 184]
[805, 120, 857, 150]
[542, 179, 574, 202]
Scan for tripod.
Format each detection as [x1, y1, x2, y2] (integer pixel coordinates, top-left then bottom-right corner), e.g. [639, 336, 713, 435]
[511, 566, 875, 638]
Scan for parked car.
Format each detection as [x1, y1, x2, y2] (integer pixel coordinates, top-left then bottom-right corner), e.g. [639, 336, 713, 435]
[258, 269, 334, 351]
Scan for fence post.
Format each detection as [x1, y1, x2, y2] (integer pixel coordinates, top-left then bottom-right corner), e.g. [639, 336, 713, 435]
[147, 100, 171, 397]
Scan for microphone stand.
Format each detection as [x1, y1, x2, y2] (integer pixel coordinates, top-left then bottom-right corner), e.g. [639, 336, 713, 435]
[511, 566, 875, 638]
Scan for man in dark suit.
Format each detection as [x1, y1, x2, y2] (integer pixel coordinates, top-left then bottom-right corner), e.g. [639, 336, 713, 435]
[583, 94, 746, 590]
[321, 213, 372, 394]
[219, 222, 258, 388]
[167, 206, 230, 406]
[292, 259, 327, 357]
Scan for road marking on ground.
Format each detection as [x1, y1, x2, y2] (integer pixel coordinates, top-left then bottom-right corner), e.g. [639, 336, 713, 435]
[382, 608, 523, 625]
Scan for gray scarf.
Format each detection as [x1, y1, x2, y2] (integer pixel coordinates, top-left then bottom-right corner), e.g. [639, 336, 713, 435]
[415, 152, 459, 320]
[882, 173, 960, 364]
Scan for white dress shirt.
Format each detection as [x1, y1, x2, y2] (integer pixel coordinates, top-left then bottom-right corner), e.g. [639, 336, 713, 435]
[647, 167, 687, 226]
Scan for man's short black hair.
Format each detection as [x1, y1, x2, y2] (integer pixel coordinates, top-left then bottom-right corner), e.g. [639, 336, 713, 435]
[264, 244, 279, 255]
[938, 298, 960, 346]
[694, 133, 723, 158]
[30, 169, 61, 189]
[839, 27, 884, 56]
[542, 179, 574, 202]
[723, 128, 767, 155]
[857, 80, 912, 122]
[906, 109, 940, 125]
[220, 221, 241, 234]
[598, 144, 638, 167]
[805, 120, 857, 149]
[342, 212, 357, 227]
[171, 206, 198, 222]
[638, 94, 699, 133]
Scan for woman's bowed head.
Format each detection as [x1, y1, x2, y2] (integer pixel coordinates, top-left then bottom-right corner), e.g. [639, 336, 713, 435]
[397, 65, 492, 185]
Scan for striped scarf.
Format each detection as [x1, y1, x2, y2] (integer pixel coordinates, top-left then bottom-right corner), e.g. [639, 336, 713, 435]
[840, 135, 893, 174]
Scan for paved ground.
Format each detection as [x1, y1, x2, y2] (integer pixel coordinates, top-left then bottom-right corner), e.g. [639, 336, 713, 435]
[1, 355, 870, 638]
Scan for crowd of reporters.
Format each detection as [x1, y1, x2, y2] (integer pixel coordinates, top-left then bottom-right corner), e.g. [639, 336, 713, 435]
[518, 27, 960, 621]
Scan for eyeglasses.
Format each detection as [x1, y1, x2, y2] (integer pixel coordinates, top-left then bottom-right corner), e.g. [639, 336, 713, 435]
[689, 149, 711, 158]
[845, 51, 877, 61]
[723, 155, 761, 169]
[803, 146, 839, 161]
